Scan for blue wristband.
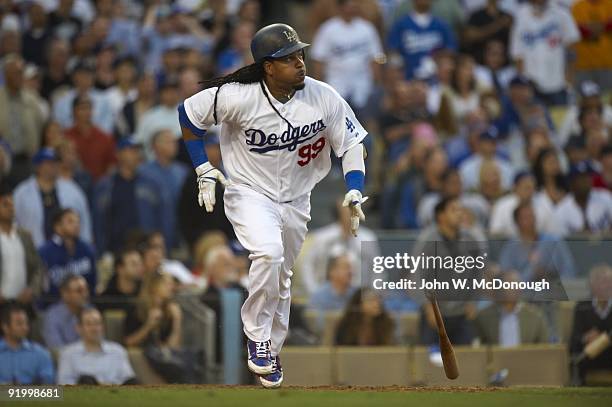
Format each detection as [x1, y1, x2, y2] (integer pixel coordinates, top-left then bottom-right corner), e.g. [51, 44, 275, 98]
[345, 170, 364, 193]
[185, 139, 208, 168]
[178, 103, 209, 167]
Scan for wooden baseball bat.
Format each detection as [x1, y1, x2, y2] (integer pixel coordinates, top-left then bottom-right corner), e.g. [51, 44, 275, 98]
[430, 297, 459, 380]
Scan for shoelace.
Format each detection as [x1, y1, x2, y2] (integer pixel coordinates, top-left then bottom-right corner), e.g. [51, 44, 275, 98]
[255, 341, 269, 359]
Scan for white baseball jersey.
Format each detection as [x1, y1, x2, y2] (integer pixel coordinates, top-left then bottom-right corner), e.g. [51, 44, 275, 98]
[183, 76, 367, 202]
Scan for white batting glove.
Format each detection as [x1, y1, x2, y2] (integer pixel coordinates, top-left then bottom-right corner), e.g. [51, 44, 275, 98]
[342, 189, 368, 237]
[195, 162, 228, 212]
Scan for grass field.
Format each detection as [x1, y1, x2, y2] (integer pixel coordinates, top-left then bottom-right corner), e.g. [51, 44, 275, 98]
[4, 386, 612, 407]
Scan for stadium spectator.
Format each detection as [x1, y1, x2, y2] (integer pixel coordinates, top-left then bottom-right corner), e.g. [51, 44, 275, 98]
[549, 160, 612, 236]
[140, 129, 189, 249]
[414, 197, 484, 345]
[308, 254, 356, 312]
[58, 307, 136, 385]
[43, 274, 90, 349]
[570, 264, 612, 385]
[510, 0, 579, 106]
[463, 0, 513, 64]
[144, 231, 196, 287]
[300, 200, 379, 294]
[94, 0, 142, 59]
[495, 75, 554, 138]
[13, 147, 93, 248]
[52, 61, 115, 134]
[477, 159, 507, 205]
[0, 182, 42, 311]
[94, 44, 117, 91]
[489, 172, 541, 237]
[100, 248, 144, 312]
[115, 72, 157, 140]
[571, 0, 612, 91]
[558, 81, 612, 147]
[92, 138, 166, 254]
[532, 148, 568, 233]
[40, 39, 71, 100]
[48, 0, 84, 42]
[417, 168, 490, 228]
[200, 244, 247, 364]
[38, 209, 97, 298]
[459, 127, 514, 192]
[134, 80, 182, 160]
[474, 39, 516, 94]
[104, 57, 138, 121]
[0, 303, 55, 384]
[22, 2, 52, 68]
[387, 0, 457, 80]
[335, 289, 395, 346]
[499, 202, 576, 281]
[311, 0, 384, 119]
[441, 54, 483, 126]
[64, 94, 116, 181]
[0, 54, 45, 183]
[23, 64, 51, 123]
[55, 137, 94, 204]
[379, 80, 431, 165]
[124, 271, 194, 383]
[474, 271, 550, 346]
[593, 145, 612, 191]
[216, 20, 255, 76]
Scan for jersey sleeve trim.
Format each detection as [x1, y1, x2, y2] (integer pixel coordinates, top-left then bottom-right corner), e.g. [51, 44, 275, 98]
[178, 103, 207, 137]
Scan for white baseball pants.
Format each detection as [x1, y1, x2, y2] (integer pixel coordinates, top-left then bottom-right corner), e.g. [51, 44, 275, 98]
[224, 183, 310, 356]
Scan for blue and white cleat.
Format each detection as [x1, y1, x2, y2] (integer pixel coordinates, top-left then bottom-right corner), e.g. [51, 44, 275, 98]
[247, 339, 274, 375]
[259, 356, 283, 389]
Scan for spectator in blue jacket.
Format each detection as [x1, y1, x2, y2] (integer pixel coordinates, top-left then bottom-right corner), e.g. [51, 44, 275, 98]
[387, 0, 457, 80]
[139, 129, 188, 249]
[39, 209, 97, 299]
[0, 303, 54, 384]
[93, 138, 167, 255]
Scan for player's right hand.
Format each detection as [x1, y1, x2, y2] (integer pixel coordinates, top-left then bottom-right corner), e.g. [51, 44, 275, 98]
[342, 189, 368, 237]
[195, 162, 228, 212]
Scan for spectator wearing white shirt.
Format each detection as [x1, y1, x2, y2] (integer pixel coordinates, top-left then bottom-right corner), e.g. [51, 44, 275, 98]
[532, 148, 569, 235]
[550, 160, 612, 236]
[0, 182, 42, 311]
[300, 200, 379, 295]
[104, 57, 138, 124]
[459, 126, 515, 192]
[58, 307, 137, 385]
[310, 0, 384, 119]
[489, 171, 545, 237]
[474, 39, 517, 94]
[510, 0, 580, 106]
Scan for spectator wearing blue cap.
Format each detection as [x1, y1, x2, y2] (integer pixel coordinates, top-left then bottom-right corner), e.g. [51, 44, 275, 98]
[459, 126, 515, 192]
[13, 148, 93, 248]
[494, 75, 554, 138]
[489, 171, 546, 238]
[92, 139, 168, 255]
[549, 160, 612, 236]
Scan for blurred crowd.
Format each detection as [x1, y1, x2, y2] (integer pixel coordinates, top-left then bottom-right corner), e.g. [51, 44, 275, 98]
[0, 0, 610, 386]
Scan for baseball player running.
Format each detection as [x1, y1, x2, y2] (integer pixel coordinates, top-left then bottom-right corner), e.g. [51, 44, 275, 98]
[178, 23, 368, 388]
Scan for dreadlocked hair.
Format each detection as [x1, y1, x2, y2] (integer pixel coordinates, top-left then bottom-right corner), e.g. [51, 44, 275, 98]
[200, 62, 265, 125]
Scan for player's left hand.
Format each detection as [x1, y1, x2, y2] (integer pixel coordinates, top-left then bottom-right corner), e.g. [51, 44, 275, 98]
[342, 189, 368, 237]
